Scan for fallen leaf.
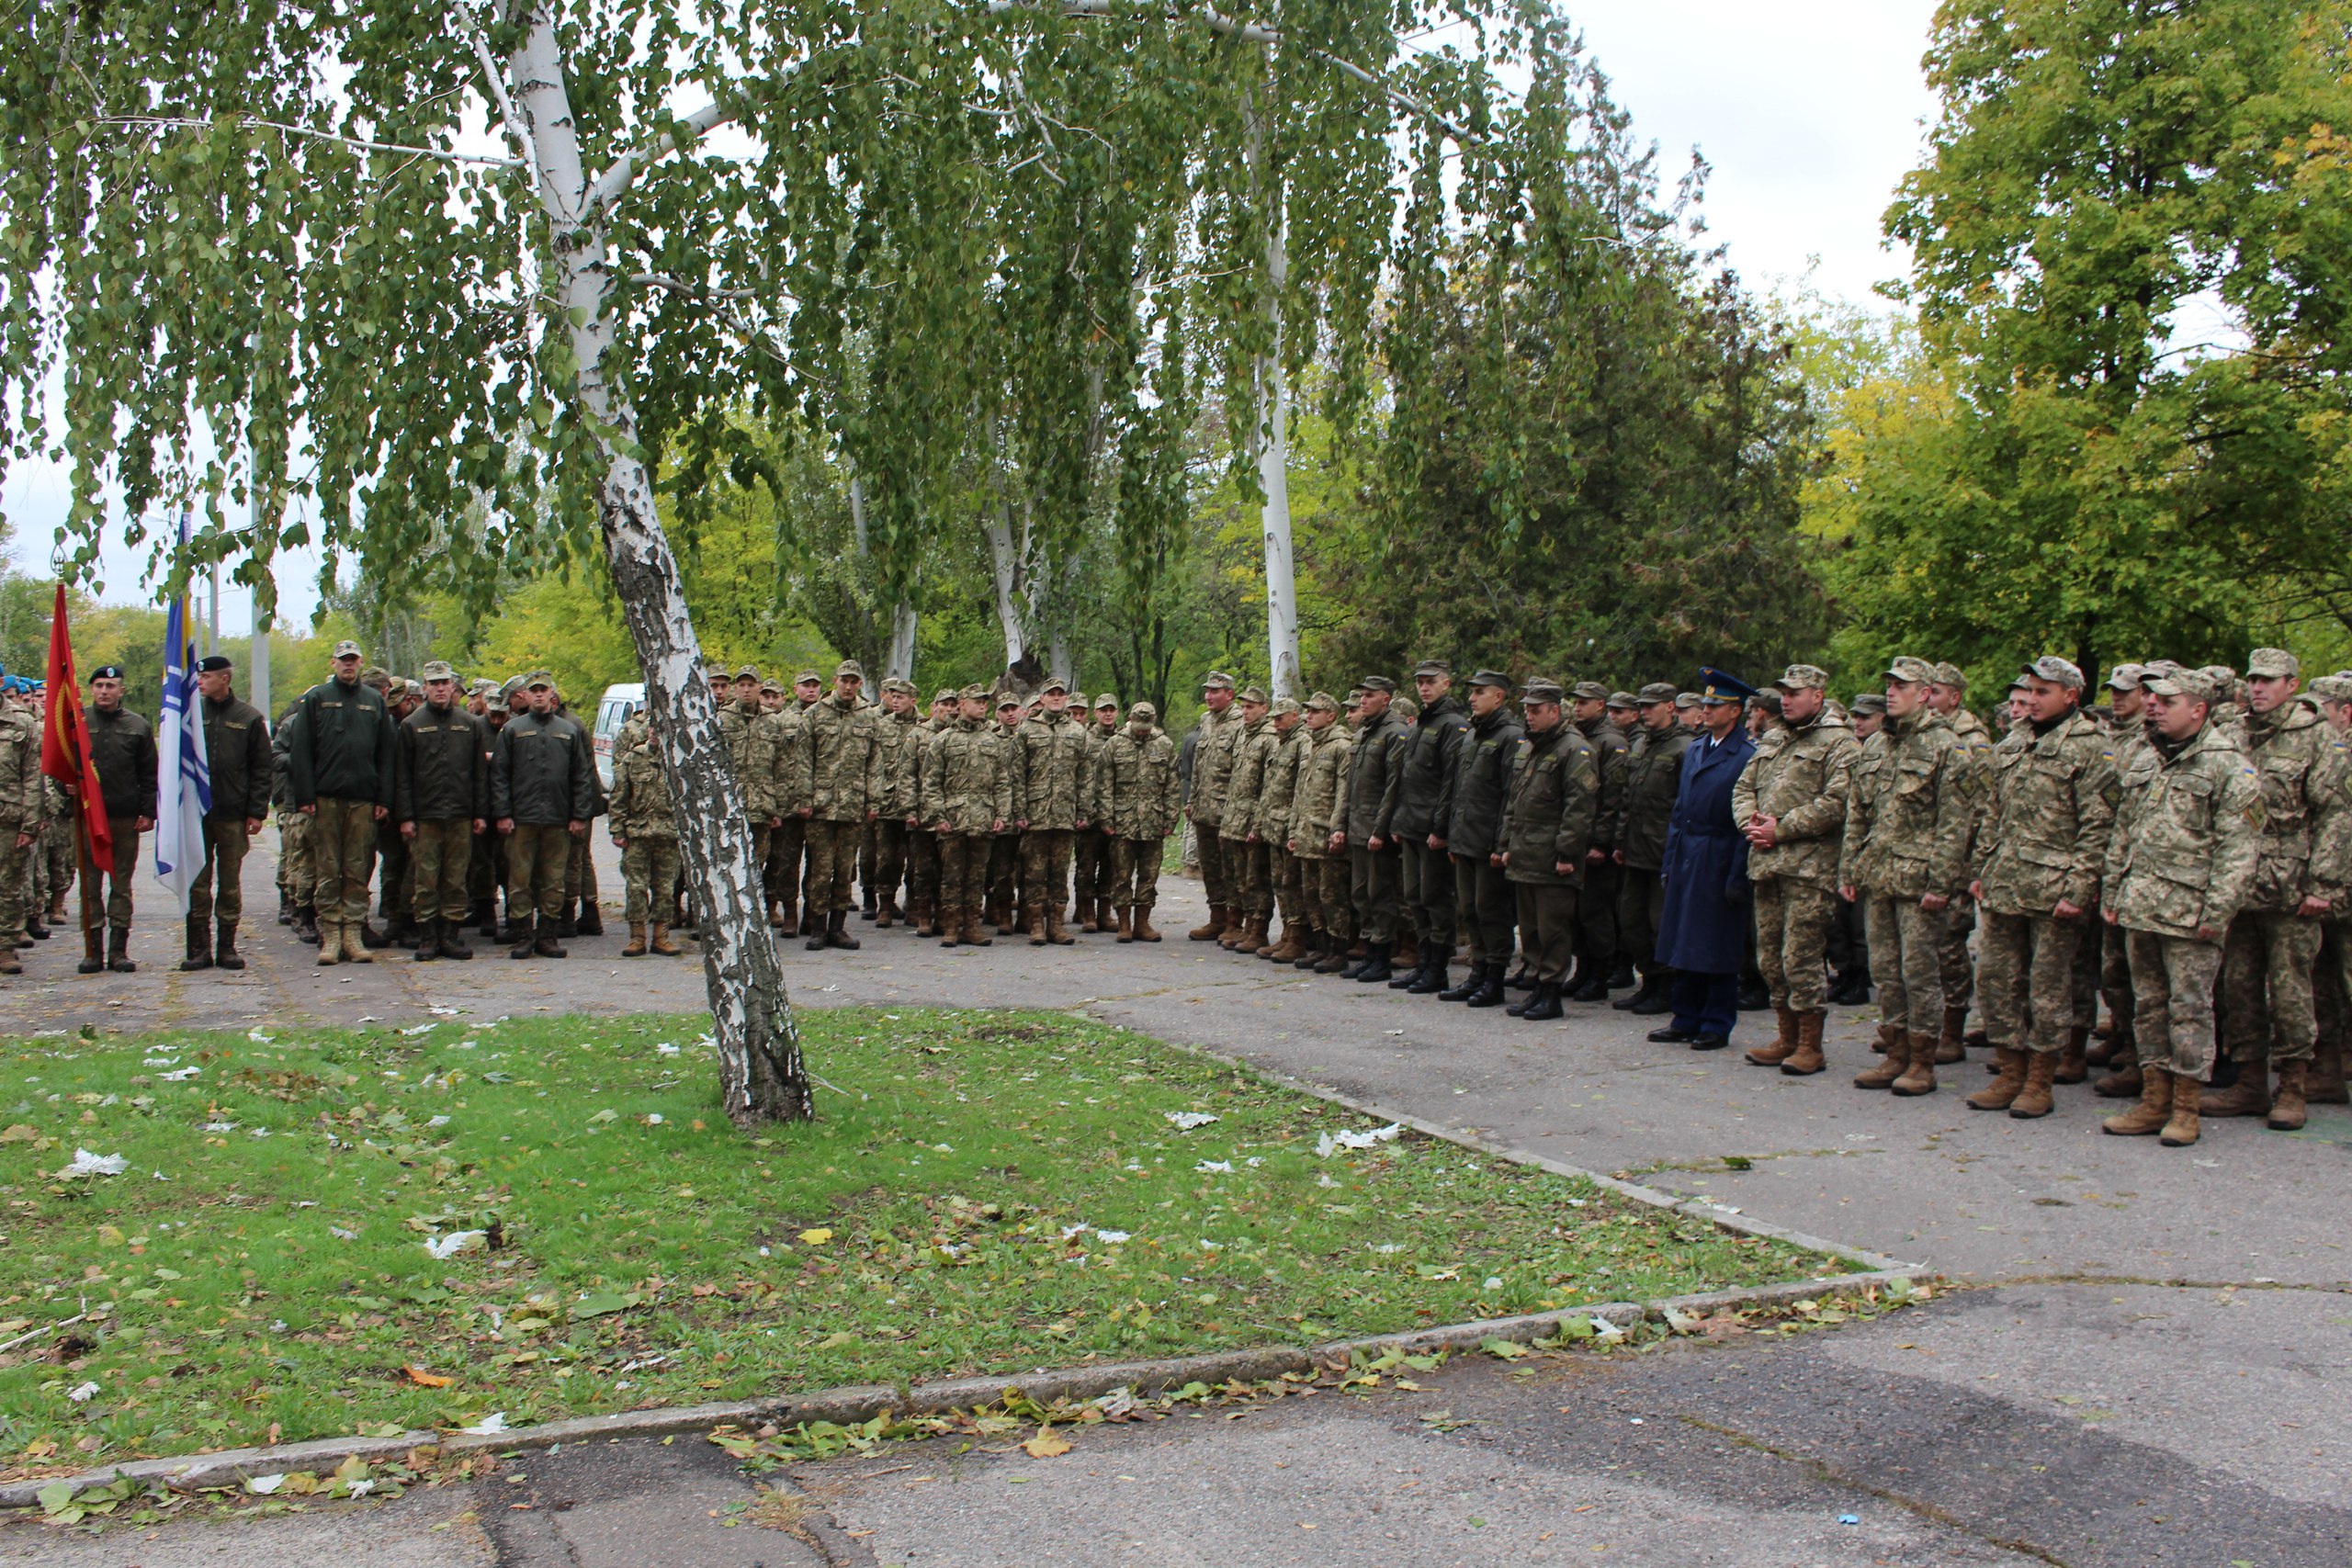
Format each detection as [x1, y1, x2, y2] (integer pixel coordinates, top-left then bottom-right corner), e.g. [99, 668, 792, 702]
[403, 1365, 453, 1388]
[1022, 1429, 1072, 1459]
[797, 1228, 834, 1246]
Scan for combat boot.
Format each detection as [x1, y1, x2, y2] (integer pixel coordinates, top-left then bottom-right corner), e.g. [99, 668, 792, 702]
[358, 919, 387, 949]
[2267, 1061, 2309, 1131]
[806, 908, 831, 951]
[1967, 1047, 2028, 1111]
[387, 912, 419, 947]
[1570, 964, 1611, 1004]
[437, 922, 474, 960]
[1025, 905, 1048, 946]
[776, 897, 800, 939]
[1315, 938, 1351, 975]
[277, 889, 294, 927]
[1407, 956, 1450, 996]
[23, 913, 44, 941]
[1114, 907, 1134, 943]
[1134, 904, 1161, 942]
[1612, 975, 1654, 1011]
[2201, 1054, 2271, 1118]
[650, 923, 681, 956]
[1781, 1010, 1827, 1077]
[315, 921, 341, 966]
[826, 911, 860, 951]
[77, 925, 104, 974]
[534, 918, 569, 958]
[0, 945, 16, 976]
[2101, 1065, 2172, 1135]
[1464, 964, 1508, 1009]
[1245, 915, 1272, 954]
[1218, 912, 1251, 950]
[1629, 976, 1674, 1016]
[575, 900, 604, 936]
[964, 904, 993, 946]
[414, 919, 441, 962]
[100, 927, 132, 972]
[1871, 1021, 1900, 1055]
[1190, 906, 1228, 942]
[1608, 960, 1635, 991]
[215, 919, 245, 971]
[2010, 1049, 2062, 1119]
[510, 915, 537, 960]
[1253, 918, 1282, 958]
[876, 897, 899, 930]
[1392, 931, 1420, 972]
[1437, 963, 1481, 1003]
[1521, 980, 1566, 1021]
[1854, 1030, 1909, 1090]
[471, 896, 495, 935]
[912, 897, 936, 937]
[2056, 1025, 2089, 1085]
[862, 886, 878, 919]
[1267, 923, 1303, 963]
[1935, 1005, 1967, 1064]
[179, 915, 213, 972]
[2311, 1042, 2348, 1104]
[1353, 941, 1395, 985]
[1046, 906, 1076, 946]
[1746, 1004, 1800, 1067]
[622, 921, 649, 957]
[2160, 1077, 2202, 1146]
[553, 900, 578, 939]
[1891, 1032, 1939, 1096]
[2093, 1058, 2143, 1099]
[338, 922, 372, 964]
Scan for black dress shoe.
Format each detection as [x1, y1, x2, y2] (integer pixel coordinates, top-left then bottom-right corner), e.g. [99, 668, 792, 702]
[1647, 1026, 1696, 1043]
[1689, 1033, 1732, 1051]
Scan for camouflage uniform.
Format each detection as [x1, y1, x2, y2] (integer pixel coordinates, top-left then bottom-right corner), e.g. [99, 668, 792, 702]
[1499, 688, 1598, 1002]
[0, 700, 41, 967]
[1259, 707, 1307, 953]
[906, 691, 957, 931]
[271, 702, 311, 922]
[1186, 674, 1247, 933]
[922, 689, 1014, 944]
[1014, 690, 1093, 943]
[761, 692, 812, 931]
[1931, 664, 1996, 1034]
[607, 724, 682, 948]
[1218, 695, 1279, 944]
[870, 680, 923, 924]
[1732, 668, 1858, 1038]
[1071, 698, 1121, 927]
[1095, 707, 1181, 934]
[799, 667, 884, 936]
[989, 701, 1027, 927]
[1288, 695, 1354, 962]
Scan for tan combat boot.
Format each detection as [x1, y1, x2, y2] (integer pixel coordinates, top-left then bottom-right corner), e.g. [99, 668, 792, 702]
[341, 922, 374, 964]
[1890, 1032, 1939, 1096]
[1133, 904, 1161, 942]
[1967, 1047, 2029, 1111]
[2007, 1049, 2061, 1119]
[316, 922, 341, 966]
[1024, 905, 1048, 947]
[1045, 907, 1075, 946]
[2201, 1054, 2270, 1118]
[2101, 1065, 2173, 1135]
[1871, 1021, 1900, 1055]
[1935, 1005, 1967, 1064]
[1266, 922, 1303, 963]
[2055, 1025, 2089, 1085]
[1781, 1010, 1827, 1077]
[875, 897, 897, 930]
[2160, 1076, 2202, 1145]
[650, 923, 680, 955]
[938, 903, 959, 948]
[2267, 1060, 2308, 1131]
[912, 897, 936, 938]
[2310, 1041, 2349, 1105]
[1096, 897, 1116, 933]
[1189, 907, 1227, 942]
[964, 904, 993, 947]
[1114, 907, 1134, 943]
[621, 921, 648, 956]
[1218, 910, 1251, 950]
[1747, 1003, 1801, 1067]
[1855, 1028, 1910, 1089]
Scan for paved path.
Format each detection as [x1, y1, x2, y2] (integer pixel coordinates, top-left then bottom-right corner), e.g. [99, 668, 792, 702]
[7, 844, 2347, 1565]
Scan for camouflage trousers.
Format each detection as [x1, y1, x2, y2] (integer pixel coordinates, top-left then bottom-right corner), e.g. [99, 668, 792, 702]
[907, 826, 940, 907]
[621, 835, 682, 923]
[2127, 927, 2223, 1081]
[504, 822, 574, 922]
[1399, 840, 1453, 950]
[0, 828, 29, 947]
[1020, 829, 1075, 916]
[1864, 892, 1946, 1035]
[409, 818, 473, 922]
[309, 798, 376, 927]
[1617, 865, 1668, 976]
[1451, 852, 1514, 967]
[38, 820, 74, 912]
[564, 830, 598, 907]
[766, 817, 807, 910]
[2320, 919, 2352, 1066]
[937, 831, 993, 915]
[1194, 823, 1236, 910]
[1579, 858, 1622, 970]
[1513, 882, 1578, 983]
[1296, 853, 1350, 937]
[865, 819, 907, 903]
[2220, 910, 2324, 1064]
[188, 818, 252, 927]
[375, 817, 409, 919]
[1752, 877, 1837, 1013]
[804, 818, 863, 915]
[1937, 895, 1976, 1014]
[1072, 827, 1113, 905]
[989, 833, 1019, 912]
[2101, 919, 2135, 1043]
[1224, 835, 1271, 917]
[1349, 844, 1400, 944]
[1977, 908, 2087, 1056]
[80, 818, 141, 932]
[1109, 838, 1163, 908]
[1268, 845, 1302, 926]
[277, 809, 313, 905]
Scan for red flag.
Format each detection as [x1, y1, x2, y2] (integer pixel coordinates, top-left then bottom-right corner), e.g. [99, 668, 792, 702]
[40, 583, 114, 874]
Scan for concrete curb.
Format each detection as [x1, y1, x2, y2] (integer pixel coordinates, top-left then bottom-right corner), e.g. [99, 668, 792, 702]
[0, 1269, 1926, 1507]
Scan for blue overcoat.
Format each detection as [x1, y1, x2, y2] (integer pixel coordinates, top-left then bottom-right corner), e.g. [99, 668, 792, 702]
[1655, 727, 1756, 976]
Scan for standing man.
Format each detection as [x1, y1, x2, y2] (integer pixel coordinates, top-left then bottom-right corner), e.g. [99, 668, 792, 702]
[1072, 693, 1122, 931]
[1826, 692, 1886, 1004]
[1613, 682, 1691, 1017]
[181, 655, 271, 973]
[1015, 676, 1092, 946]
[867, 678, 922, 927]
[1567, 680, 1631, 999]
[1342, 674, 1408, 982]
[608, 710, 683, 957]
[1965, 658, 2115, 1115]
[1926, 661, 1996, 1061]
[395, 661, 491, 961]
[2100, 669, 2262, 1145]
[907, 687, 958, 935]
[1736, 664, 1858, 1077]
[1097, 700, 1181, 941]
[924, 683, 1013, 947]
[0, 669, 40, 975]
[1841, 658, 1972, 1095]
[288, 640, 393, 966]
[1387, 659, 1469, 992]
[1185, 671, 1245, 941]
[271, 692, 315, 942]
[492, 671, 594, 959]
[800, 660, 883, 952]
[1649, 671, 1758, 1051]
[1259, 697, 1308, 960]
[79, 666, 158, 974]
[1498, 679, 1598, 1021]
[988, 692, 1028, 932]
[1217, 686, 1277, 953]
[1435, 671, 1524, 1007]
[1288, 693, 1353, 972]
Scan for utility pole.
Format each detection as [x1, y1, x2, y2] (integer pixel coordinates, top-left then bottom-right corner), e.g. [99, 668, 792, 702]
[248, 481, 269, 716]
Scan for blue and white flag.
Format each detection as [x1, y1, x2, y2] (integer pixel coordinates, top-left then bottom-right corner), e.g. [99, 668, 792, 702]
[154, 529, 213, 914]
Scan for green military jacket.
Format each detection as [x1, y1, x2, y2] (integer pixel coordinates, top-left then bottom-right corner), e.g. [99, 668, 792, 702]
[198, 693, 272, 820]
[1289, 727, 1351, 860]
[0, 707, 40, 830]
[1444, 706, 1526, 860]
[1220, 716, 1279, 840]
[1189, 705, 1245, 829]
[1016, 708, 1092, 830]
[608, 733, 678, 840]
[1974, 708, 2115, 918]
[922, 718, 1013, 836]
[1098, 725, 1181, 840]
[801, 694, 883, 823]
[1500, 723, 1598, 886]
[1838, 707, 1970, 900]
[1616, 722, 1691, 871]
[1732, 710, 1858, 889]
[877, 709, 923, 819]
[2106, 721, 2261, 940]
[394, 701, 492, 824]
[1575, 716, 1631, 853]
[491, 708, 596, 826]
[287, 674, 390, 808]
[2231, 700, 2349, 913]
[1258, 724, 1306, 845]
[1344, 707, 1408, 846]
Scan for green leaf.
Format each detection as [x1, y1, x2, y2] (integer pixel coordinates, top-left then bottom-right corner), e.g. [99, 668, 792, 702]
[571, 1290, 634, 1320]
[1476, 1337, 1528, 1360]
[36, 1481, 75, 1516]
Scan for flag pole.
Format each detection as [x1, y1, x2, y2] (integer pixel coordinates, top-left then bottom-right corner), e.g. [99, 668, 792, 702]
[76, 808, 100, 972]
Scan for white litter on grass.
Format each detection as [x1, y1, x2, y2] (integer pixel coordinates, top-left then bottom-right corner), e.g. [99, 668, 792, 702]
[427, 1115, 451, 1128]
[331, 1226, 357, 1241]
[247, 1030, 275, 1044]
[428, 1006, 463, 1017]
[401, 1022, 440, 1037]
[356, 1016, 379, 1024]
[1316, 1173, 1341, 1189]
[424, 1231, 487, 1259]
[461, 1412, 509, 1435]
[202, 1121, 237, 1134]
[1372, 1243, 1406, 1254]
[1164, 1111, 1219, 1131]
[66, 1382, 99, 1403]
[62, 1149, 127, 1178]
[1094, 1230, 1131, 1245]
[644, 1113, 666, 1125]
[656, 1043, 681, 1056]
[1315, 1123, 1403, 1157]
[346, 1479, 376, 1497]
[249, 1127, 272, 1138]
[1195, 1160, 1234, 1174]
[142, 1055, 177, 1067]
[1484, 1276, 1504, 1291]
[245, 1473, 285, 1495]
[159, 1066, 201, 1082]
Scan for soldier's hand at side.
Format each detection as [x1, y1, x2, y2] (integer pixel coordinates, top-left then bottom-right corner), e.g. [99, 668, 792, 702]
[473, 818, 487, 834]
[368, 807, 386, 823]
[1969, 879, 1984, 902]
[1018, 818, 1030, 830]
[246, 817, 265, 836]
[611, 835, 626, 849]
[2053, 897, 2085, 919]
[2299, 895, 2332, 919]
[1427, 833, 1444, 851]
[1587, 847, 1606, 865]
[400, 820, 417, 842]
[137, 815, 155, 831]
[1368, 834, 1386, 852]
[1490, 852, 1505, 868]
[1839, 885, 1858, 903]
[991, 818, 1005, 833]
[2195, 923, 2223, 943]
[1556, 859, 1575, 876]
[865, 807, 877, 822]
[767, 816, 783, 829]
[2102, 908, 2119, 925]
[1919, 892, 1949, 912]
[12, 832, 28, 851]
[497, 817, 515, 834]
[797, 806, 811, 818]
[300, 803, 316, 817]
[1248, 832, 1261, 845]
[1328, 830, 1345, 853]
[1613, 849, 1626, 866]
[1076, 819, 1089, 831]
[568, 819, 587, 837]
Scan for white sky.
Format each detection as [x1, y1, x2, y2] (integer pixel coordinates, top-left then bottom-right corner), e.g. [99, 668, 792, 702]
[4, 1, 1942, 628]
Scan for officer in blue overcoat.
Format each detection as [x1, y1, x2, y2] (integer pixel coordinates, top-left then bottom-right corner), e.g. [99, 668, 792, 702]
[1650, 669, 1758, 1050]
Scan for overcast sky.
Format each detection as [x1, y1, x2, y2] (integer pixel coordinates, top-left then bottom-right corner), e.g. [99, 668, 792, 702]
[3, 1, 1942, 631]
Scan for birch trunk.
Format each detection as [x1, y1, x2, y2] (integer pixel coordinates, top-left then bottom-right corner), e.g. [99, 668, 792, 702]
[987, 505, 1028, 667]
[511, 7, 809, 1122]
[887, 596, 920, 682]
[1245, 80, 1302, 702]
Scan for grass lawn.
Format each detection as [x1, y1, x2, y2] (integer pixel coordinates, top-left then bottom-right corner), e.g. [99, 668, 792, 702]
[0, 1008, 1826, 1467]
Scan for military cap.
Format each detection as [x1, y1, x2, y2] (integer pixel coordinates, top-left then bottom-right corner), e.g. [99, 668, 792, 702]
[1344, 692, 1364, 709]
[834, 659, 865, 682]
[1521, 679, 1566, 705]
[995, 692, 1023, 710]
[1470, 669, 1515, 691]
[1305, 691, 1340, 713]
[879, 677, 913, 695]
[2021, 655, 2085, 690]
[196, 653, 233, 674]
[1237, 684, 1269, 705]
[1130, 701, 1159, 721]
[957, 682, 991, 702]
[2247, 648, 2299, 679]
[1066, 690, 1086, 708]
[1359, 674, 1397, 694]
[2310, 674, 2352, 702]
[2104, 662, 2147, 692]
[1674, 691, 1701, 710]
[1772, 663, 1829, 692]
[1749, 690, 1782, 714]
[932, 686, 958, 705]
[521, 670, 555, 689]
[1636, 681, 1679, 705]
[794, 669, 822, 685]
[1884, 655, 1937, 685]
[331, 639, 362, 660]
[89, 664, 126, 681]
[1394, 698, 1419, 720]
[1270, 696, 1300, 717]
[420, 660, 457, 682]
[499, 675, 525, 699]
[1929, 661, 1968, 689]
[1606, 690, 1637, 711]
[1849, 692, 1888, 715]
[1039, 675, 1068, 695]
[760, 679, 784, 696]
[1412, 659, 1453, 679]
[1201, 671, 1236, 692]
[2199, 663, 2238, 686]
[361, 665, 390, 686]
[1094, 693, 1119, 710]
[1567, 678, 1610, 702]
[2143, 668, 2216, 703]
[1698, 667, 1757, 705]
[733, 663, 762, 682]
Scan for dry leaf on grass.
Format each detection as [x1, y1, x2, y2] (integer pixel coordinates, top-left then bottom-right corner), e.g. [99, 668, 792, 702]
[1021, 1429, 1073, 1459]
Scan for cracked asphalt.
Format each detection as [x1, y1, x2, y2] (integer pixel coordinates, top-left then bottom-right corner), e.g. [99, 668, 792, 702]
[7, 845, 2346, 1566]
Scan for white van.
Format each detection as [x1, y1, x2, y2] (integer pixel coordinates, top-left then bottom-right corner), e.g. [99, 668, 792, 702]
[592, 682, 646, 790]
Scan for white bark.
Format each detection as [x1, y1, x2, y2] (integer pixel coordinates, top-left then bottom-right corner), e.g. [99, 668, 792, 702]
[1245, 85, 1302, 702]
[987, 503, 1028, 667]
[508, 6, 808, 1122]
[887, 595, 920, 682]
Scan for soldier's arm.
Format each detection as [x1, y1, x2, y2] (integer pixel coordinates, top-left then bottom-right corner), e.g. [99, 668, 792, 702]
[1590, 738, 1626, 849]
[1556, 745, 1599, 867]
[862, 722, 883, 814]
[371, 704, 396, 808]
[993, 743, 1016, 826]
[1838, 767, 1871, 891]
[2203, 761, 2265, 933]
[1777, 735, 1854, 843]
[1925, 739, 1973, 893]
[287, 688, 318, 807]
[490, 730, 514, 820]
[1429, 722, 1462, 839]
[1157, 741, 1183, 829]
[2065, 741, 2118, 910]
[2306, 743, 2352, 908]
[393, 721, 416, 822]
[1730, 752, 1761, 824]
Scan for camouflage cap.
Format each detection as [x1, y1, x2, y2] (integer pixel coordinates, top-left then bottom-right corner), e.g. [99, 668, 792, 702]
[2198, 663, 2238, 689]
[2021, 655, 2086, 690]
[520, 671, 555, 690]
[760, 680, 784, 696]
[1360, 674, 1397, 694]
[1039, 675, 1068, 695]
[1521, 678, 1566, 705]
[1929, 661, 1968, 689]
[468, 677, 500, 697]
[1849, 692, 1888, 715]
[2310, 674, 2352, 702]
[1635, 681, 1679, 705]
[2143, 668, 2217, 703]
[1271, 696, 1301, 717]
[733, 664, 762, 682]
[1304, 691, 1340, 712]
[834, 659, 865, 682]
[2143, 659, 2185, 678]
[1066, 691, 1086, 708]
[933, 686, 959, 705]
[1674, 691, 1701, 709]
[1749, 690, 1782, 713]
[996, 691, 1024, 709]
[1237, 684, 1269, 705]
[2247, 647, 2299, 679]
[1470, 669, 1514, 691]
[2105, 662, 2148, 692]
[2006, 672, 2032, 694]
[1394, 697, 1419, 720]
[795, 669, 822, 686]
[1412, 659, 1453, 679]
[361, 665, 390, 687]
[420, 660, 456, 682]
[1093, 693, 1119, 710]
[1884, 655, 1937, 684]
[499, 675, 526, 699]
[331, 638, 363, 660]
[1606, 690, 1638, 710]
[1202, 671, 1236, 692]
[1130, 701, 1159, 721]
[1773, 663, 1830, 692]
[880, 677, 915, 695]
[958, 682, 992, 702]
[1568, 679, 1610, 702]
